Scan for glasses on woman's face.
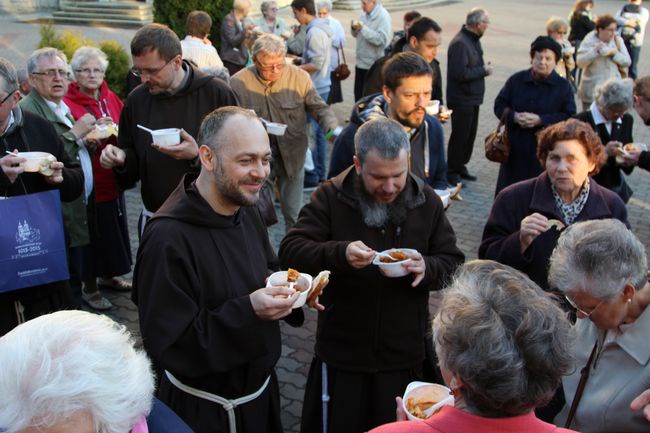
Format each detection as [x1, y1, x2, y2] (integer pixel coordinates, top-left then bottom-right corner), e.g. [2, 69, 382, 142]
[0, 89, 16, 104]
[76, 68, 105, 76]
[565, 295, 604, 318]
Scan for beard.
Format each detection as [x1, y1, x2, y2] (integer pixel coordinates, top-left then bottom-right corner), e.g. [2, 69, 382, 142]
[394, 107, 426, 130]
[214, 162, 265, 208]
[355, 176, 409, 228]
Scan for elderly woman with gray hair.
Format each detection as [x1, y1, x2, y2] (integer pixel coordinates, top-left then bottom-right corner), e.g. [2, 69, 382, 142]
[254, 1, 291, 39]
[575, 77, 637, 202]
[370, 260, 578, 433]
[316, 0, 346, 104]
[64, 46, 133, 310]
[0, 310, 193, 433]
[549, 219, 650, 432]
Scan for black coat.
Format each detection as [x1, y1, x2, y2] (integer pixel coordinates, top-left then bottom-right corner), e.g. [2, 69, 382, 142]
[279, 168, 464, 371]
[446, 26, 487, 107]
[479, 172, 629, 291]
[574, 110, 634, 202]
[494, 69, 576, 194]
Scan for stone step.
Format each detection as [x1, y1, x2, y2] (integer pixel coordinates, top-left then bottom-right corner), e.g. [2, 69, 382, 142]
[53, 10, 153, 20]
[60, 0, 150, 11]
[49, 0, 153, 27]
[48, 15, 150, 27]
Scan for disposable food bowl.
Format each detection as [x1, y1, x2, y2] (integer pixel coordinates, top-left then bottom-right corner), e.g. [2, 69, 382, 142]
[266, 122, 288, 136]
[151, 128, 181, 146]
[16, 152, 55, 173]
[266, 271, 313, 309]
[425, 100, 440, 116]
[402, 381, 454, 421]
[372, 248, 417, 278]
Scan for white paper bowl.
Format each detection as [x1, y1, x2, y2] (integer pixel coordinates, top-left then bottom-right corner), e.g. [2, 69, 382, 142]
[402, 381, 454, 421]
[266, 122, 288, 136]
[266, 271, 313, 309]
[425, 100, 440, 116]
[372, 248, 417, 278]
[17, 152, 54, 173]
[151, 128, 181, 146]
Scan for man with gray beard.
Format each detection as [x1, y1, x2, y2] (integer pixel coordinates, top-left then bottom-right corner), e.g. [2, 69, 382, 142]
[279, 117, 464, 433]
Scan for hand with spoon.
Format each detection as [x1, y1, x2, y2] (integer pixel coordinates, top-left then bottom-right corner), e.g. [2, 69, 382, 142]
[1, 150, 25, 183]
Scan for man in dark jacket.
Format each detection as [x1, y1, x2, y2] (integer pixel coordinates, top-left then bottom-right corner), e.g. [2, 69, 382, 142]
[133, 107, 302, 433]
[280, 117, 464, 433]
[0, 57, 83, 335]
[329, 52, 448, 191]
[363, 17, 444, 104]
[446, 7, 492, 185]
[99, 24, 238, 235]
[625, 75, 650, 169]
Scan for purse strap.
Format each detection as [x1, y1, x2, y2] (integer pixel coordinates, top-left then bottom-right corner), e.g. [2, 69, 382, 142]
[497, 108, 510, 130]
[338, 42, 347, 65]
[564, 339, 599, 428]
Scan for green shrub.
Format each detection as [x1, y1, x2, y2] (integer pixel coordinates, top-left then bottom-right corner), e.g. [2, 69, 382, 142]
[100, 40, 131, 100]
[153, 0, 233, 48]
[37, 24, 130, 100]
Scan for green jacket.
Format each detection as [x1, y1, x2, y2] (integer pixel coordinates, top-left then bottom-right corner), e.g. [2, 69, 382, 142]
[20, 91, 90, 248]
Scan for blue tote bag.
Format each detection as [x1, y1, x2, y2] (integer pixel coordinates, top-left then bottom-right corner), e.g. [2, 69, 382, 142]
[0, 190, 69, 292]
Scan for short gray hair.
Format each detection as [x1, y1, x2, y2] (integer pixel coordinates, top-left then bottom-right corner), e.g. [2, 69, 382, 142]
[27, 47, 67, 74]
[252, 34, 287, 58]
[0, 311, 154, 433]
[261, 0, 277, 13]
[354, 117, 410, 166]
[71, 46, 109, 77]
[316, 0, 332, 12]
[466, 8, 487, 26]
[0, 57, 18, 93]
[197, 106, 261, 155]
[595, 77, 634, 111]
[434, 260, 575, 416]
[201, 66, 231, 83]
[549, 219, 647, 301]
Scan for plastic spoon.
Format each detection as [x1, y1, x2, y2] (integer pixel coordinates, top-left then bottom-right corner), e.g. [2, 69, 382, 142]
[137, 124, 154, 134]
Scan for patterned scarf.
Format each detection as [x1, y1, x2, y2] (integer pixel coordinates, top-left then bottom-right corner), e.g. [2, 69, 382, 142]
[551, 178, 590, 225]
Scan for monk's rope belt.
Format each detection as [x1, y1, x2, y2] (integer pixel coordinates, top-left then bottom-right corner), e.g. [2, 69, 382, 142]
[165, 370, 271, 433]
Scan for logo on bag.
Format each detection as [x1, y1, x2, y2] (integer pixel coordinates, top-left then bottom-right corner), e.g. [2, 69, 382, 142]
[16, 220, 41, 245]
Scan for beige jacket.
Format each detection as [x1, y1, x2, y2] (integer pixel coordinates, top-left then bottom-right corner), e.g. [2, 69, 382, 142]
[231, 64, 338, 177]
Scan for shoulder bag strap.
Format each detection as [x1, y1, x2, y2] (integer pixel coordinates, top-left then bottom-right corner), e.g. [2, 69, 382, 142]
[338, 42, 347, 65]
[564, 339, 599, 428]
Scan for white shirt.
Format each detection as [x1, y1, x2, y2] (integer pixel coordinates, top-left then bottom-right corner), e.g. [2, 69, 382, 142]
[44, 99, 93, 201]
[181, 36, 225, 70]
[590, 101, 622, 136]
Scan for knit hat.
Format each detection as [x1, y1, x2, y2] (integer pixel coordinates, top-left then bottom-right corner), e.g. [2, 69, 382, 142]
[530, 35, 562, 61]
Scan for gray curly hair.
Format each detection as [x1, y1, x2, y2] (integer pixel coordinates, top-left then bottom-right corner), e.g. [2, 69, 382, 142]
[434, 260, 575, 417]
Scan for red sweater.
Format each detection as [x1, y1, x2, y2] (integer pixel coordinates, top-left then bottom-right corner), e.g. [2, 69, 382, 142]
[368, 406, 579, 433]
[64, 81, 123, 202]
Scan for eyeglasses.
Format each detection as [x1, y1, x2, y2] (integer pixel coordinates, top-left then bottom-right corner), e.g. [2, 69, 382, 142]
[31, 69, 68, 79]
[256, 61, 285, 72]
[75, 68, 105, 76]
[565, 295, 604, 318]
[130, 57, 175, 78]
[0, 89, 16, 104]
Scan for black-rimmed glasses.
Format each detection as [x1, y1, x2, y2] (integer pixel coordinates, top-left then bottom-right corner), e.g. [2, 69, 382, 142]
[31, 69, 68, 78]
[130, 58, 174, 78]
[0, 89, 16, 104]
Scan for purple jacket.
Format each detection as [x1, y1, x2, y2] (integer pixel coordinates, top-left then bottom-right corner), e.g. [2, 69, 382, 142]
[479, 172, 629, 291]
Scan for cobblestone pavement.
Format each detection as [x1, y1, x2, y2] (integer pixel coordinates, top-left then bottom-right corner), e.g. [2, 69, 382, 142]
[3, 1, 650, 431]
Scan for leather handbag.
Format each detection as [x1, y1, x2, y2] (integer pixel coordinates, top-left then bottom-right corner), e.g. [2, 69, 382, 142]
[332, 42, 351, 81]
[484, 108, 511, 163]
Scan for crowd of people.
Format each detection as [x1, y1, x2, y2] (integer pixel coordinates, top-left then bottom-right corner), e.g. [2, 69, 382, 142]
[1, 0, 650, 433]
